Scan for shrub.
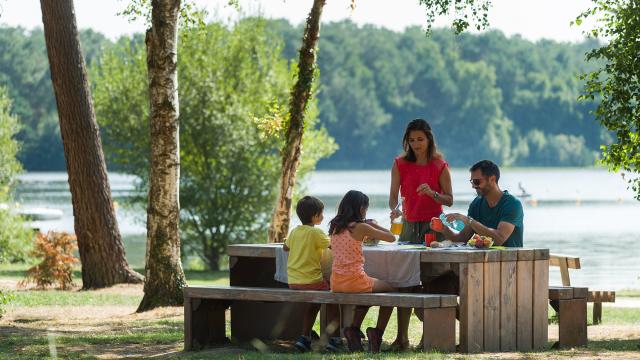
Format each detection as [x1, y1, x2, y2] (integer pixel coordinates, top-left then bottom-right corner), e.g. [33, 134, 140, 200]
[20, 231, 79, 290]
[0, 289, 14, 318]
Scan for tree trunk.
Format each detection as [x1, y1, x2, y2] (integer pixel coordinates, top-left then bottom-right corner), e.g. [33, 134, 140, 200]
[268, 0, 326, 243]
[40, 0, 143, 289]
[137, 0, 186, 312]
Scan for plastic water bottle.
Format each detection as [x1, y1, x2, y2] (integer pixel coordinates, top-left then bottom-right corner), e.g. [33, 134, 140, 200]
[440, 213, 465, 231]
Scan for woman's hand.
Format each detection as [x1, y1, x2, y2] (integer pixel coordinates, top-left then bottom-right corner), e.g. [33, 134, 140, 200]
[390, 208, 402, 220]
[417, 183, 435, 197]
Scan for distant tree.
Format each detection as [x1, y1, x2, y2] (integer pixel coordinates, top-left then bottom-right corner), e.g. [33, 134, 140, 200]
[0, 87, 32, 264]
[92, 19, 335, 271]
[268, 0, 493, 243]
[577, 0, 640, 199]
[39, 0, 142, 288]
[268, 0, 326, 243]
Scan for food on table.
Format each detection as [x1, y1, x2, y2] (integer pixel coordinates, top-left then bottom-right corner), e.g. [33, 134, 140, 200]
[430, 240, 453, 248]
[363, 236, 379, 246]
[467, 233, 493, 248]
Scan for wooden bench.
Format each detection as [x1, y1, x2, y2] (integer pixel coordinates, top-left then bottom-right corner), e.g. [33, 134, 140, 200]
[549, 286, 588, 348]
[550, 254, 615, 324]
[184, 285, 458, 352]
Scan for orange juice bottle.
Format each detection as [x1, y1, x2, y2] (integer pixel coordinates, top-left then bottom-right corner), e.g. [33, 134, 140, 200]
[390, 215, 403, 235]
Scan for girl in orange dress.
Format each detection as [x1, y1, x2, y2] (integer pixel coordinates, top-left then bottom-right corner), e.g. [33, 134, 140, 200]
[329, 190, 396, 352]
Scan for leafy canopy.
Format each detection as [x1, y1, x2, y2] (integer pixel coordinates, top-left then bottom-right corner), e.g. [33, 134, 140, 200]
[92, 19, 336, 270]
[0, 86, 33, 264]
[577, 0, 640, 199]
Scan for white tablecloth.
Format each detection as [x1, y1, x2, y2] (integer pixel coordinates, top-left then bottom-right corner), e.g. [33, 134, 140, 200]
[274, 244, 422, 288]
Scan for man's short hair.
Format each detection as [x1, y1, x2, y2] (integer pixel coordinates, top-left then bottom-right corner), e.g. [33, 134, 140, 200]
[470, 160, 500, 182]
[296, 196, 324, 224]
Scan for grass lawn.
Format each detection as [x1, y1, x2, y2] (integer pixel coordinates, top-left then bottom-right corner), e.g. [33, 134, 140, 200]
[1, 264, 639, 359]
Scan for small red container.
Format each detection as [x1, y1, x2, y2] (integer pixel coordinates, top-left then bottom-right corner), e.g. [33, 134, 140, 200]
[424, 233, 436, 247]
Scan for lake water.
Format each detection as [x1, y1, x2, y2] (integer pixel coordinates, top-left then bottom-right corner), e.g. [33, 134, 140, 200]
[15, 168, 640, 290]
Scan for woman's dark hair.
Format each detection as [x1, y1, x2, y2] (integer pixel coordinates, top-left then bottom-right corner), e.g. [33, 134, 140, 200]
[402, 118, 442, 162]
[328, 190, 369, 235]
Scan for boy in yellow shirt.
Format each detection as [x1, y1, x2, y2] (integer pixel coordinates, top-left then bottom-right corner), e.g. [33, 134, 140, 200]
[284, 196, 339, 352]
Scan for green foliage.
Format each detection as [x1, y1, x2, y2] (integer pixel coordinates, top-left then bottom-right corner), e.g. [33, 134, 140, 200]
[92, 19, 336, 270]
[0, 86, 33, 264]
[118, 0, 206, 30]
[3, 22, 605, 170]
[0, 289, 13, 318]
[418, 0, 491, 33]
[0, 27, 111, 171]
[577, 0, 640, 200]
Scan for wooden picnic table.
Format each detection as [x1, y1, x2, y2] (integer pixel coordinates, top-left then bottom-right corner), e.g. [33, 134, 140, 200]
[226, 243, 549, 353]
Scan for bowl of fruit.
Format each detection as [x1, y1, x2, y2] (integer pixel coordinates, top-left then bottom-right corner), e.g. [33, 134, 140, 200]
[363, 236, 380, 246]
[467, 234, 493, 249]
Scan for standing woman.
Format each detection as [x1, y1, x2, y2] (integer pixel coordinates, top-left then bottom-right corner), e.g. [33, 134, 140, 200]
[388, 118, 453, 350]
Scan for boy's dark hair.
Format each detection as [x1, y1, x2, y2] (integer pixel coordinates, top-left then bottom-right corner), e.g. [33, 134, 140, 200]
[296, 196, 324, 224]
[470, 160, 500, 182]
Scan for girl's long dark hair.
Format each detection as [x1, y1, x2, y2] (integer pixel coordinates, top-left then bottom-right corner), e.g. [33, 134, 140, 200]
[328, 190, 369, 235]
[402, 118, 442, 162]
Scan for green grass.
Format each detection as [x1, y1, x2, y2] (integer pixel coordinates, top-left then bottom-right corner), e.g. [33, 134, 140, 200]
[9, 290, 141, 307]
[2, 263, 640, 359]
[617, 289, 640, 297]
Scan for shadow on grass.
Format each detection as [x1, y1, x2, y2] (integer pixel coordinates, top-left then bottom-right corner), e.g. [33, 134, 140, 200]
[587, 338, 640, 351]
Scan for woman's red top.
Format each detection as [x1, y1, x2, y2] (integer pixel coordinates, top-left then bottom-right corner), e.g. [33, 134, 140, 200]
[395, 156, 448, 222]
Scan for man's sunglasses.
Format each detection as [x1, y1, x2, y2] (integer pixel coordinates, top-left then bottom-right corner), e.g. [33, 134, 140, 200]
[469, 178, 482, 186]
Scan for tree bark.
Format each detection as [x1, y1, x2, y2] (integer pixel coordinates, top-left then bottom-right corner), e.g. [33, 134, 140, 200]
[137, 0, 186, 312]
[40, 0, 143, 289]
[268, 0, 326, 243]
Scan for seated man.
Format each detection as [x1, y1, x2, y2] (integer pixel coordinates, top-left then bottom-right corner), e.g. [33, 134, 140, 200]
[432, 159, 524, 247]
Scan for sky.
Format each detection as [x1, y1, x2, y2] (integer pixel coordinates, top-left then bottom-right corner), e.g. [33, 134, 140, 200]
[0, 0, 595, 43]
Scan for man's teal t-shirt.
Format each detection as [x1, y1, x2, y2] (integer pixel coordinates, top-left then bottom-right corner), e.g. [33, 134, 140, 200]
[467, 190, 524, 247]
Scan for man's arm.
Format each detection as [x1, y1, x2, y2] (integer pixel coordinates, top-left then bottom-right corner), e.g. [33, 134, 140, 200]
[445, 213, 515, 246]
[433, 217, 475, 243]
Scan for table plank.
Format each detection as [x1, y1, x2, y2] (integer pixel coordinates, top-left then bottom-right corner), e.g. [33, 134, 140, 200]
[484, 261, 501, 351]
[516, 260, 533, 351]
[532, 259, 549, 350]
[500, 260, 517, 351]
[228, 244, 279, 257]
[460, 262, 484, 353]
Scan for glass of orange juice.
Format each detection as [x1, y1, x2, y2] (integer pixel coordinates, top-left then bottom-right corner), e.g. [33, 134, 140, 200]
[390, 216, 403, 235]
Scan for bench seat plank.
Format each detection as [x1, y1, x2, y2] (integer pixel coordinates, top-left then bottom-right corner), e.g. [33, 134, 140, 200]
[184, 286, 456, 309]
[588, 290, 616, 303]
[549, 286, 574, 300]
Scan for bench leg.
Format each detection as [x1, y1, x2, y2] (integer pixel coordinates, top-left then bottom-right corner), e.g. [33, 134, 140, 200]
[423, 307, 456, 353]
[593, 302, 602, 325]
[185, 298, 230, 350]
[320, 304, 341, 338]
[558, 298, 587, 348]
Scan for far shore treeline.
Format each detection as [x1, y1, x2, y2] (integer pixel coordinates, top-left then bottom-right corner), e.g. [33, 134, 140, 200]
[1, 18, 603, 171]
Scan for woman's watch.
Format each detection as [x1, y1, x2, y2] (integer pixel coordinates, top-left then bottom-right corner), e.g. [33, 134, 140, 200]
[433, 191, 439, 199]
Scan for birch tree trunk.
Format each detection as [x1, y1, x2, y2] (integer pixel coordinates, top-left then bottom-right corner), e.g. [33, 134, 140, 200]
[137, 0, 186, 312]
[40, 0, 143, 289]
[268, 0, 326, 243]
